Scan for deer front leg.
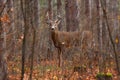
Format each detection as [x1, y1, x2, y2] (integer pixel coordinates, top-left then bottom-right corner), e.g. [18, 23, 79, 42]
[58, 48, 63, 67]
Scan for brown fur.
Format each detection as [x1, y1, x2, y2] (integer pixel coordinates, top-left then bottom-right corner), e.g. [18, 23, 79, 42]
[51, 30, 81, 48]
[51, 30, 92, 49]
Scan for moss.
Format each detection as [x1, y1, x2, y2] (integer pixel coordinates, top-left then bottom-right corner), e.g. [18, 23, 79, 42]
[96, 72, 105, 78]
[106, 72, 112, 77]
[96, 72, 112, 80]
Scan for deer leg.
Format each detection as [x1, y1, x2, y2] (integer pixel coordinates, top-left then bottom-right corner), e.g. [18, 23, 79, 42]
[58, 48, 60, 67]
[58, 48, 63, 67]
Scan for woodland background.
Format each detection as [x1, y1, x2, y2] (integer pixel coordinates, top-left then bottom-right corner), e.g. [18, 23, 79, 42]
[0, 0, 120, 80]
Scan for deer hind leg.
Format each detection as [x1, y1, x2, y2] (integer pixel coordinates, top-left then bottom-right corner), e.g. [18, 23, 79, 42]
[58, 48, 63, 67]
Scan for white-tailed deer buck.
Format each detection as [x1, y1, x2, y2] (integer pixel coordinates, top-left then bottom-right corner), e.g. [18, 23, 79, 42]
[46, 16, 93, 67]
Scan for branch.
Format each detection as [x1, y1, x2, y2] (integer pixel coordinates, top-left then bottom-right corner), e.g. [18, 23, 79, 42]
[0, 0, 8, 15]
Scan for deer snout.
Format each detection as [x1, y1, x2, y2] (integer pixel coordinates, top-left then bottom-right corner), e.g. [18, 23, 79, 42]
[51, 27, 55, 30]
[51, 25, 56, 30]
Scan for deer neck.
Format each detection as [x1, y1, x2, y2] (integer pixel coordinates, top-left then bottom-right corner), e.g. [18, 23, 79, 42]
[51, 30, 59, 47]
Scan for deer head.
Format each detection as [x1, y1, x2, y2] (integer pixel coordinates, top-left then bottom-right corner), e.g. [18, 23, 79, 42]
[46, 12, 61, 31]
[47, 19, 61, 31]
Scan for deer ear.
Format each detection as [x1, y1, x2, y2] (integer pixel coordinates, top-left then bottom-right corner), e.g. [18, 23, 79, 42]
[56, 20, 61, 25]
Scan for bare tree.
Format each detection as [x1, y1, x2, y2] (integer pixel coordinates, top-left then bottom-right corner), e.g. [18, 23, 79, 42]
[57, 0, 62, 30]
[0, 0, 8, 79]
[65, 0, 79, 31]
[100, 0, 120, 74]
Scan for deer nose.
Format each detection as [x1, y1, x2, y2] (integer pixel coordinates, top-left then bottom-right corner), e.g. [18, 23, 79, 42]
[51, 27, 54, 30]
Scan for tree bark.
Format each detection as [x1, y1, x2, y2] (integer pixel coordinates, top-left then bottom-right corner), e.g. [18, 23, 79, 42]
[0, 0, 8, 79]
[0, 17, 8, 80]
[47, 0, 53, 60]
[57, 0, 62, 30]
[65, 0, 79, 31]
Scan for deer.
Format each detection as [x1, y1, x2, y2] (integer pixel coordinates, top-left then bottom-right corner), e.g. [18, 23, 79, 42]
[46, 16, 93, 67]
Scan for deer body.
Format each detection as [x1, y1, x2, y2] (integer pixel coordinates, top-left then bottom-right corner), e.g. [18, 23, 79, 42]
[51, 30, 80, 48]
[51, 30, 92, 67]
[47, 17, 93, 67]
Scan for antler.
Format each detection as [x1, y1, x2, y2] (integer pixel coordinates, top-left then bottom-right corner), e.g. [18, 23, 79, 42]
[46, 12, 53, 24]
[54, 15, 61, 24]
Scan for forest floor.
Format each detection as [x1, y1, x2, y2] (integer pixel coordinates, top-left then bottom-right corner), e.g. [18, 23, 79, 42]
[7, 55, 120, 80]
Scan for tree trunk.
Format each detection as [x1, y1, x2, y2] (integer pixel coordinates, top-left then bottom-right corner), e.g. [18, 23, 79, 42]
[57, 0, 62, 30]
[21, 0, 30, 79]
[0, 0, 8, 79]
[47, 0, 53, 60]
[29, 0, 40, 79]
[0, 19, 8, 80]
[99, 0, 104, 72]
[65, 0, 79, 31]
